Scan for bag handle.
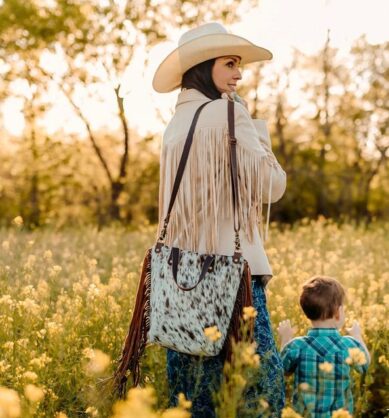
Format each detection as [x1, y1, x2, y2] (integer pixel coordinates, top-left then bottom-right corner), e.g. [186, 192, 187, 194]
[156, 99, 241, 259]
[169, 247, 215, 291]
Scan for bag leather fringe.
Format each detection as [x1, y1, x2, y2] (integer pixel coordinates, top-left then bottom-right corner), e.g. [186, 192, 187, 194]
[112, 249, 152, 398]
[222, 261, 254, 360]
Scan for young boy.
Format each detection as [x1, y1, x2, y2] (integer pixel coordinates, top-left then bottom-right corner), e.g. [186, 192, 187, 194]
[277, 276, 370, 417]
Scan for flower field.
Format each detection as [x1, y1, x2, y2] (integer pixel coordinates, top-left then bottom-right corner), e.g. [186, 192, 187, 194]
[0, 220, 388, 417]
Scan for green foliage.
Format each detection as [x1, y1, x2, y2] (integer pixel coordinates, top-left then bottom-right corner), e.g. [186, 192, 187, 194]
[0, 0, 86, 51]
[0, 132, 161, 228]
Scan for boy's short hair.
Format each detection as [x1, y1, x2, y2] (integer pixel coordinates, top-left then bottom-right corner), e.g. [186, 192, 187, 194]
[300, 276, 345, 320]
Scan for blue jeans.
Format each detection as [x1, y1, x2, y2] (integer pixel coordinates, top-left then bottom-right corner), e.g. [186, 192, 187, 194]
[166, 278, 285, 417]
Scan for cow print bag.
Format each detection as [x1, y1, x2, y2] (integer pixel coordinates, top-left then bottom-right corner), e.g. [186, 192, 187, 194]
[113, 100, 253, 396]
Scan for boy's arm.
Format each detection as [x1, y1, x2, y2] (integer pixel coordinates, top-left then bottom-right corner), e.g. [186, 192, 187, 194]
[278, 320, 299, 375]
[346, 320, 371, 364]
[277, 319, 296, 351]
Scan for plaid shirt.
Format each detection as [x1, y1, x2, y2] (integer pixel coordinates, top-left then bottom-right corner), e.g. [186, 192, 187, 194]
[281, 328, 369, 417]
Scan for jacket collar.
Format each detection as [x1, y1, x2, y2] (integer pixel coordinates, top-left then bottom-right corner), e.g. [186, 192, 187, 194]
[176, 88, 212, 108]
[307, 328, 341, 337]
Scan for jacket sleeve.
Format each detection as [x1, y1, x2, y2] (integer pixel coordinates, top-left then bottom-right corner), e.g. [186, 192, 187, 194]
[234, 103, 286, 204]
[235, 103, 286, 203]
[280, 340, 299, 375]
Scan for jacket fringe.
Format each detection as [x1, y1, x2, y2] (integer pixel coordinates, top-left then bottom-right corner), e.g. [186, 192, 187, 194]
[112, 249, 152, 398]
[159, 127, 269, 252]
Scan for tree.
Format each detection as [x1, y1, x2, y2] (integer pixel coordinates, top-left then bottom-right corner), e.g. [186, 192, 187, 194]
[349, 37, 389, 223]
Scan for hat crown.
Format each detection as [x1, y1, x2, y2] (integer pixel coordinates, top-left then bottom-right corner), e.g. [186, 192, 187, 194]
[178, 23, 228, 46]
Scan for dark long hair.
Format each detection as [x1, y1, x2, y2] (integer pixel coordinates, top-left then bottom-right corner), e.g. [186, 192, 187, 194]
[181, 58, 221, 100]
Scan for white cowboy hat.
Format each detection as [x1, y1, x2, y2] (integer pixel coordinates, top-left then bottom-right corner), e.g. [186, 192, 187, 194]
[152, 22, 273, 93]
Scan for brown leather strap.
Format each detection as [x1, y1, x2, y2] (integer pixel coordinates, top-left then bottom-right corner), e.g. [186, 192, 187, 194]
[157, 101, 211, 242]
[228, 100, 241, 254]
[228, 100, 239, 232]
[170, 247, 215, 291]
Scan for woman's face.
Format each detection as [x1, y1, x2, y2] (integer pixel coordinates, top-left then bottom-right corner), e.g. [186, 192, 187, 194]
[212, 56, 242, 94]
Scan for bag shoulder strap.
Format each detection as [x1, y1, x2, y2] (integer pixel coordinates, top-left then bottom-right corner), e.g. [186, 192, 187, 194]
[227, 100, 242, 259]
[167, 101, 211, 220]
[157, 101, 211, 244]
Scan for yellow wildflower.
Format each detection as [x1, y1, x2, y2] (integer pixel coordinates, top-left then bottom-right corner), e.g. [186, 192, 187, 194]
[241, 343, 260, 367]
[12, 216, 23, 227]
[45, 388, 58, 401]
[43, 250, 53, 260]
[177, 393, 191, 410]
[29, 353, 52, 369]
[319, 362, 333, 373]
[88, 258, 98, 269]
[22, 371, 38, 382]
[46, 321, 63, 336]
[243, 306, 257, 321]
[346, 348, 366, 366]
[161, 410, 190, 418]
[281, 406, 303, 417]
[24, 255, 36, 269]
[111, 386, 157, 418]
[0, 295, 13, 307]
[0, 386, 21, 417]
[0, 361, 11, 374]
[204, 326, 222, 342]
[85, 406, 98, 417]
[84, 349, 111, 375]
[299, 382, 310, 391]
[3, 342, 14, 350]
[49, 265, 62, 277]
[331, 409, 353, 418]
[160, 392, 192, 417]
[232, 373, 247, 388]
[24, 384, 45, 403]
[55, 413, 68, 418]
[19, 298, 41, 316]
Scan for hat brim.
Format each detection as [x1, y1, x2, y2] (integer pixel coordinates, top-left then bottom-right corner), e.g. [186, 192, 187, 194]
[152, 33, 273, 93]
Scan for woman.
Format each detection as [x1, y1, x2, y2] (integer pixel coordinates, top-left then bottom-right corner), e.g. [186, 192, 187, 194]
[153, 23, 287, 417]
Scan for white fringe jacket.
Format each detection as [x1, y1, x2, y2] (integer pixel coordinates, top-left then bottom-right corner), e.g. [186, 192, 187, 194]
[158, 88, 286, 276]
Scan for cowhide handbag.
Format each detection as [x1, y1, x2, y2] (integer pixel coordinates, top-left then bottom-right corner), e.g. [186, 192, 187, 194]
[113, 100, 253, 396]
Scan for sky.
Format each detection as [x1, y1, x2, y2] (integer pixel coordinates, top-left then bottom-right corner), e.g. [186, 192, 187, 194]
[2, 0, 389, 138]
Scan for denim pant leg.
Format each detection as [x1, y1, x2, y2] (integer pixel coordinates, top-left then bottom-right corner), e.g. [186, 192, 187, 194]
[246, 279, 286, 417]
[167, 349, 223, 418]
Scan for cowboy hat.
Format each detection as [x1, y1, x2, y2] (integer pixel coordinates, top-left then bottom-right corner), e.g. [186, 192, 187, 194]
[152, 22, 273, 93]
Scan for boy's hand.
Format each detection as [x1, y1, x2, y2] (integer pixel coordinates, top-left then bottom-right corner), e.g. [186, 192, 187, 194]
[277, 319, 295, 349]
[346, 320, 362, 339]
[346, 320, 371, 364]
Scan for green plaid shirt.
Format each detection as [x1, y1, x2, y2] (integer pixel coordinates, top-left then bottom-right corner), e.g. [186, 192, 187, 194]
[281, 328, 369, 417]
